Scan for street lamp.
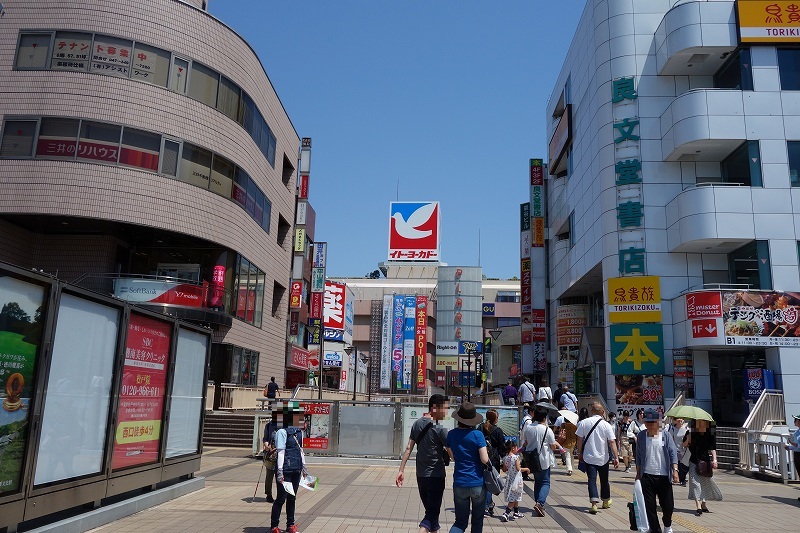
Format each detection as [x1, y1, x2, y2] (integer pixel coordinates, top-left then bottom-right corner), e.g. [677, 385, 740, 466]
[312, 322, 325, 400]
[488, 328, 502, 397]
[363, 353, 371, 402]
[465, 347, 474, 403]
[343, 344, 357, 401]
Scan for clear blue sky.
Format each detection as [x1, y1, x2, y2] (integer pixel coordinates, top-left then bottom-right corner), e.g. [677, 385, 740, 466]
[209, 1, 585, 279]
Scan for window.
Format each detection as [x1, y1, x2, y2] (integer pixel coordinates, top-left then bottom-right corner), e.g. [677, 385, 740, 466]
[232, 255, 265, 327]
[721, 141, 762, 186]
[272, 281, 286, 317]
[178, 143, 212, 188]
[170, 57, 189, 93]
[254, 189, 265, 227]
[788, 141, 800, 186]
[277, 215, 291, 248]
[36, 117, 79, 159]
[77, 121, 121, 164]
[16, 33, 51, 69]
[729, 241, 772, 289]
[217, 76, 241, 121]
[50, 32, 91, 71]
[778, 48, 800, 90]
[90, 35, 133, 78]
[1, 120, 37, 157]
[131, 42, 170, 87]
[714, 48, 753, 90]
[282, 154, 295, 186]
[120, 127, 160, 171]
[497, 317, 520, 327]
[254, 270, 265, 327]
[210, 154, 234, 197]
[161, 139, 180, 176]
[187, 61, 219, 108]
[496, 291, 520, 303]
[246, 176, 257, 217]
[262, 197, 272, 233]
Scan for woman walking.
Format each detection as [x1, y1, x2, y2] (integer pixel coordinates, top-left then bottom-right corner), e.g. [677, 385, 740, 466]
[684, 418, 722, 515]
[446, 402, 490, 533]
[481, 409, 505, 516]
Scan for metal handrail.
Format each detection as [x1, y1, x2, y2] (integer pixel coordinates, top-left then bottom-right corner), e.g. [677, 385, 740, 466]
[742, 389, 785, 431]
[663, 390, 685, 422]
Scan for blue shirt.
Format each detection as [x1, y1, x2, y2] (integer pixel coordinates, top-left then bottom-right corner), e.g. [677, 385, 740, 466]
[446, 428, 486, 487]
[789, 428, 800, 452]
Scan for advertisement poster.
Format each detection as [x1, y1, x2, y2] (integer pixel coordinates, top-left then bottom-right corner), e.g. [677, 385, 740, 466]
[392, 295, 404, 388]
[614, 374, 663, 406]
[301, 402, 331, 450]
[722, 291, 800, 346]
[112, 314, 170, 469]
[403, 296, 416, 390]
[0, 275, 44, 494]
[415, 296, 428, 390]
[673, 349, 694, 398]
[557, 305, 588, 387]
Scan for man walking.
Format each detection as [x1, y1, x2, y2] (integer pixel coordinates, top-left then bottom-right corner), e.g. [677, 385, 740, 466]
[521, 408, 561, 517]
[396, 394, 450, 533]
[560, 384, 578, 413]
[502, 379, 517, 405]
[635, 409, 679, 533]
[616, 410, 634, 473]
[518, 376, 536, 406]
[576, 402, 619, 514]
[264, 376, 279, 408]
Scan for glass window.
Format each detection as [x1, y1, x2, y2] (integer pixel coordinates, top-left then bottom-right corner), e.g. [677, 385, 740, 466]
[262, 196, 271, 233]
[165, 329, 208, 458]
[36, 117, 79, 160]
[131, 42, 170, 87]
[246, 177, 257, 217]
[90, 35, 132, 77]
[721, 140, 761, 186]
[714, 48, 753, 90]
[161, 139, 180, 176]
[789, 141, 800, 186]
[16, 33, 52, 69]
[187, 61, 219, 108]
[729, 241, 772, 289]
[497, 317, 521, 328]
[232, 168, 248, 207]
[1, 120, 37, 157]
[241, 93, 257, 135]
[178, 143, 212, 188]
[120, 127, 160, 171]
[217, 76, 241, 121]
[210, 154, 234, 197]
[267, 133, 277, 167]
[236, 258, 249, 320]
[230, 346, 242, 384]
[50, 31, 91, 71]
[77, 121, 121, 164]
[254, 189, 265, 227]
[170, 57, 189, 93]
[779, 48, 800, 90]
[245, 262, 256, 323]
[254, 269, 265, 328]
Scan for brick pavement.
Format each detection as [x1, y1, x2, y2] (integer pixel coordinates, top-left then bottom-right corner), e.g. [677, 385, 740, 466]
[88, 448, 800, 532]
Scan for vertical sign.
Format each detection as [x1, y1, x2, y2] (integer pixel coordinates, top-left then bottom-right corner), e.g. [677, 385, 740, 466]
[392, 295, 404, 389]
[381, 294, 393, 390]
[556, 304, 588, 387]
[416, 296, 428, 390]
[673, 348, 694, 399]
[403, 295, 416, 389]
[113, 314, 170, 469]
[529, 159, 548, 373]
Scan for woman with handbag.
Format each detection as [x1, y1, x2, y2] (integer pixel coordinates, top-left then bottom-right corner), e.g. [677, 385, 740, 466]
[446, 402, 490, 533]
[684, 418, 722, 516]
[481, 409, 505, 517]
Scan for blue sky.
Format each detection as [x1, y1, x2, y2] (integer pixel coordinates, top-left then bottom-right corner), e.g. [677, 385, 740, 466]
[209, 1, 585, 279]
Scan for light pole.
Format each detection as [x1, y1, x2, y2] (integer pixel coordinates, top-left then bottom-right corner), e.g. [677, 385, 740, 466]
[488, 328, 502, 398]
[465, 347, 474, 403]
[315, 323, 325, 400]
[364, 354, 371, 402]
[343, 344, 357, 401]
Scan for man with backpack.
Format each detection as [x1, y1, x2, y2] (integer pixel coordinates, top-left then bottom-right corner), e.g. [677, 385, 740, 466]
[270, 401, 307, 533]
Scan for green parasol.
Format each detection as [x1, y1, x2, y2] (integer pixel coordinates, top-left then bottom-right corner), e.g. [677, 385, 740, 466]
[664, 405, 714, 422]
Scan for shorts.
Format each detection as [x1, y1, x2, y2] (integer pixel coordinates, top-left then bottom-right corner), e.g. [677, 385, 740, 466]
[618, 438, 633, 458]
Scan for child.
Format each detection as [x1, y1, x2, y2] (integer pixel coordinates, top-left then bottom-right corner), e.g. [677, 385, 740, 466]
[500, 441, 529, 522]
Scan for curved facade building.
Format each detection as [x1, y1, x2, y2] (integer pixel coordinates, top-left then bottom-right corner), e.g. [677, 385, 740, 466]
[0, 0, 299, 389]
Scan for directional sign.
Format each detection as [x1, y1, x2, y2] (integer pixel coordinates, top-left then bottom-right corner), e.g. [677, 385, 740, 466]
[691, 319, 718, 339]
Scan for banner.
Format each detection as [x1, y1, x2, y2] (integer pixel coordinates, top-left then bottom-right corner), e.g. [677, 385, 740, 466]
[392, 295, 404, 388]
[415, 296, 428, 390]
[403, 296, 416, 389]
[300, 402, 330, 449]
[380, 295, 392, 389]
[722, 290, 800, 346]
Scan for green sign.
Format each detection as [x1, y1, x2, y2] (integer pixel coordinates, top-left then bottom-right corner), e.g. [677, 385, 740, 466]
[610, 323, 664, 375]
[574, 369, 590, 395]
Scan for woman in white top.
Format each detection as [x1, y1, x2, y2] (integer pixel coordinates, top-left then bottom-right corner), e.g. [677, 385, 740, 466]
[536, 378, 553, 402]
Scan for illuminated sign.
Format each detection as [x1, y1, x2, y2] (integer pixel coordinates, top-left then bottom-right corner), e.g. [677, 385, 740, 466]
[388, 201, 440, 261]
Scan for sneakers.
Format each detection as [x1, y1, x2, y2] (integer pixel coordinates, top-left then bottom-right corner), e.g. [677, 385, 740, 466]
[589, 503, 598, 514]
[665, 527, 674, 533]
[500, 512, 511, 522]
[566, 470, 573, 476]
[533, 503, 545, 517]
[602, 499, 612, 509]
[624, 467, 631, 473]
[513, 511, 525, 519]
[286, 526, 299, 533]
[266, 495, 274, 503]
[270, 528, 281, 533]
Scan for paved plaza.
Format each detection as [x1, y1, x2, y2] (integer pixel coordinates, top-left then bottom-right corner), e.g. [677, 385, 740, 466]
[90, 448, 800, 533]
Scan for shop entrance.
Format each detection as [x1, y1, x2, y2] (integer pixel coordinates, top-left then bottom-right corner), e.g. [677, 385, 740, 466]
[708, 350, 766, 426]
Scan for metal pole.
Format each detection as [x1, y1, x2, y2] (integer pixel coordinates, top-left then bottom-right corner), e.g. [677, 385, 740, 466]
[352, 347, 358, 401]
[318, 326, 324, 400]
[468, 348, 472, 404]
[367, 356, 371, 402]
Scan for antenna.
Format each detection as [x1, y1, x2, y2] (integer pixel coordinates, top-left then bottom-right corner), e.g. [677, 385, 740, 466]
[396, 179, 399, 201]
[478, 228, 481, 266]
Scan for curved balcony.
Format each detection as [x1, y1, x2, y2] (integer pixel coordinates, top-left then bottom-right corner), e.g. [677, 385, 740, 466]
[655, 0, 737, 76]
[665, 183, 754, 253]
[660, 89, 745, 162]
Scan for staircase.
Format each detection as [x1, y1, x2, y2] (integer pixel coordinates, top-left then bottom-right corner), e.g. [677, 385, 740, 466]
[203, 412, 256, 448]
[715, 427, 741, 470]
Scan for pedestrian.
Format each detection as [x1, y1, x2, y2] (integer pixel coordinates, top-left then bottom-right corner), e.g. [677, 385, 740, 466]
[630, 409, 645, 458]
[668, 417, 689, 485]
[397, 394, 450, 533]
[499, 441, 528, 522]
[518, 376, 536, 406]
[481, 409, 505, 517]
[635, 409, 679, 533]
[270, 401, 307, 533]
[784, 413, 800, 501]
[264, 376, 279, 408]
[560, 384, 578, 413]
[553, 382, 564, 408]
[446, 402, 490, 533]
[521, 408, 560, 517]
[616, 411, 634, 473]
[578, 407, 589, 422]
[554, 414, 578, 475]
[575, 402, 619, 514]
[684, 418, 722, 515]
[502, 379, 517, 405]
[262, 410, 280, 503]
[536, 378, 553, 402]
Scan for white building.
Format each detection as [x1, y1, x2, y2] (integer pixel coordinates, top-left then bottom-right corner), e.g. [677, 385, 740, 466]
[545, 0, 800, 426]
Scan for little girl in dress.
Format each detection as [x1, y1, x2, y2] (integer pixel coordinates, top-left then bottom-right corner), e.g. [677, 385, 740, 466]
[500, 441, 529, 522]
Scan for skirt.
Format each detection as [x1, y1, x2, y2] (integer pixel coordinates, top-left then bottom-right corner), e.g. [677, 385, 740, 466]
[687, 462, 723, 501]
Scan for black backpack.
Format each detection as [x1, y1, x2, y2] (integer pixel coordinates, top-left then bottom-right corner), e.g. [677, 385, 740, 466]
[484, 425, 506, 469]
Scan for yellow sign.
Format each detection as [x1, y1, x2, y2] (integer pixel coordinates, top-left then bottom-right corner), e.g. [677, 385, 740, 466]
[435, 355, 458, 370]
[607, 276, 661, 323]
[738, 1, 800, 42]
[294, 228, 306, 252]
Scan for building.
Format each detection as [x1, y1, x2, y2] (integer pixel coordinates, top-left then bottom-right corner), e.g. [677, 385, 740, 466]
[543, 0, 800, 425]
[0, 0, 299, 395]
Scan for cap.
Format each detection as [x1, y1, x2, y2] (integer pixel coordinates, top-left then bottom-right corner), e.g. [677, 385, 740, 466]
[643, 409, 660, 422]
[793, 413, 800, 420]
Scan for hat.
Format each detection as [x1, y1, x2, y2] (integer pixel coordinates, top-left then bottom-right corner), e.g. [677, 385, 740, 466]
[273, 400, 304, 415]
[793, 414, 800, 420]
[452, 402, 484, 426]
[643, 409, 660, 422]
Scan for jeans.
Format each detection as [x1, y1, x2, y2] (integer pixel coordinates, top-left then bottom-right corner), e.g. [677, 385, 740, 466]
[417, 476, 445, 531]
[641, 473, 674, 533]
[449, 485, 485, 533]
[585, 461, 610, 503]
[533, 467, 551, 505]
[271, 470, 301, 528]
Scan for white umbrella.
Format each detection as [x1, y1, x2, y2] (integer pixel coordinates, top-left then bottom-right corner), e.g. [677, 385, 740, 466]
[558, 409, 579, 425]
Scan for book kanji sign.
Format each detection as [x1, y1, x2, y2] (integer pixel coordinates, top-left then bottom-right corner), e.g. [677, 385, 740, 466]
[610, 323, 664, 375]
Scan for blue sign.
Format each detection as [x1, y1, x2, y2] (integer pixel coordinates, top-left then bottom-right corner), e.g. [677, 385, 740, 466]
[458, 371, 476, 387]
[323, 328, 344, 341]
[744, 368, 774, 400]
[482, 303, 495, 316]
[458, 340, 483, 355]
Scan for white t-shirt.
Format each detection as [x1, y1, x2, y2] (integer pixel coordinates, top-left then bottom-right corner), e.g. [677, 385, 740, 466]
[518, 382, 536, 403]
[522, 422, 556, 471]
[644, 432, 666, 475]
[627, 420, 643, 439]
[536, 386, 553, 401]
[576, 415, 616, 466]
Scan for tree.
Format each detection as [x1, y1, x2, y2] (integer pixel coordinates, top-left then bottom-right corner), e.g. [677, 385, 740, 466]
[0, 302, 30, 323]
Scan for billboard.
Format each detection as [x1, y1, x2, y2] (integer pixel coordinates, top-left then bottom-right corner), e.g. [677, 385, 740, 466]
[416, 296, 428, 390]
[388, 201, 440, 261]
[380, 295, 392, 389]
[392, 295, 404, 389]
[737, 1, 800, 43]
[323, 281, 346, 331]
[403, 296, 416, 389]
[113, 278, 208, 308]
[610, 323, 665, 375]
[608, 276, 661, 323]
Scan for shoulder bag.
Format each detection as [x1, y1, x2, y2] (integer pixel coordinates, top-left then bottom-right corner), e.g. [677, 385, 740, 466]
[523, 425, 548, 474]
[483, 461, 504, 495]
[577, 418, 603, 473]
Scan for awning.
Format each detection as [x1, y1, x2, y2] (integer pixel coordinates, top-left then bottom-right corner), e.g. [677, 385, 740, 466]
[578, 327, 605, 368]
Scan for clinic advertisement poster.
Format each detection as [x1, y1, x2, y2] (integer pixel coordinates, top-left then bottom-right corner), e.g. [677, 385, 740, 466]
[112, 314, 171, 469]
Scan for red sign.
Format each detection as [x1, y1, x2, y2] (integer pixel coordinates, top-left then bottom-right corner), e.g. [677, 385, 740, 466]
[416, 296, 428, 389]
[298, 174, 309, 199]
[290, 280, 303, 309]
[289, 345, 310, 369]
[691, 319, 719, 338]
[310, 292, 323, 319]
[208, 265, 226, 308]
[686, 292, 723, 319]
[323, 281, 346, 330]
[300, 402, 330, 449]
[112, 314, 170, 470]
[530, 159, 544, 186]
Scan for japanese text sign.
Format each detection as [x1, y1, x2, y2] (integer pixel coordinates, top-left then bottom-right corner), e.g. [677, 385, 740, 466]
[737, 1, 800, 42]
[608, 276, 661, 323]
[610, 323, 664, 375]
[290, 281, 302, 309]
[388, 201, 440, 261]
[686, 291, 723, 319]
[323, 281, 346, 330]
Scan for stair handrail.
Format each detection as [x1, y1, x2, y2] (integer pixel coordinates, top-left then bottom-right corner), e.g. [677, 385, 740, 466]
[742, 389, 785, 431]
[663, 390, 685, 423]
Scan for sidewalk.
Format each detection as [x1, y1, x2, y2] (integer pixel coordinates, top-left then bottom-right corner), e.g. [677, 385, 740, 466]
[89, 448, 800, 532]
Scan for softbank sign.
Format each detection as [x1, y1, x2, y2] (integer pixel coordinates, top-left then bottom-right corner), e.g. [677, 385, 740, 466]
[436, 342, 458, 355]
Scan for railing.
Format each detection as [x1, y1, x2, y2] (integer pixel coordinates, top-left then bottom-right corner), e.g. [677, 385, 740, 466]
[205, 381, 215, 411]
[218, 383, 262, 410]
[742, 389, 785, 431]
[744, 430, 795, 483]
[663, 390, 685, 422]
